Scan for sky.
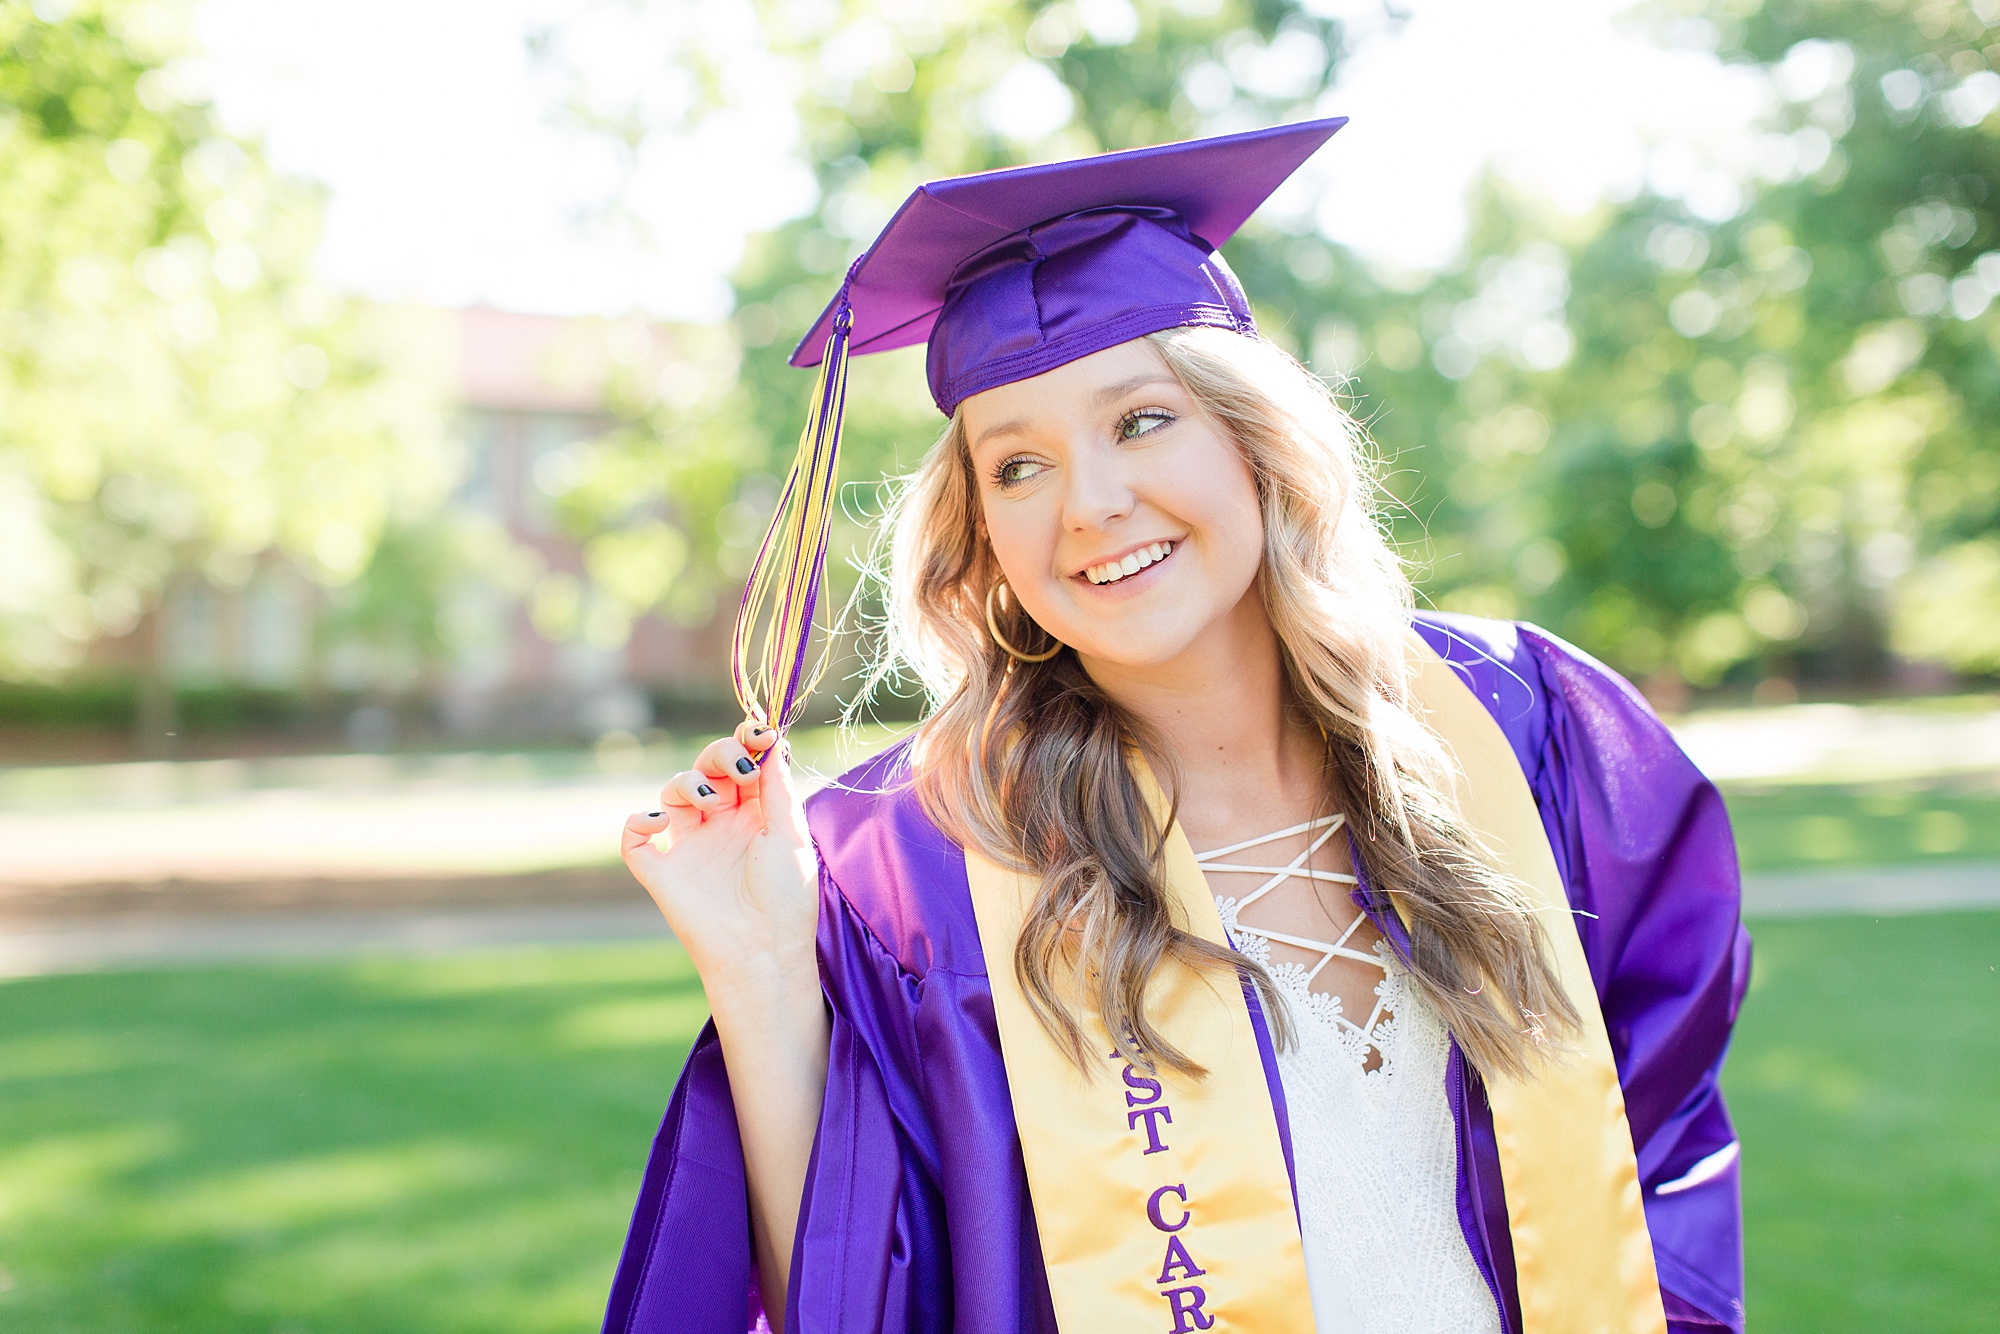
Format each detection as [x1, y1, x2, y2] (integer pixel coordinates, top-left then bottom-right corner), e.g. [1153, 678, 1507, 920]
[195, 0, 804, 321]
[1293, 0, 1776, 274]
[193, 0, 1778, 323]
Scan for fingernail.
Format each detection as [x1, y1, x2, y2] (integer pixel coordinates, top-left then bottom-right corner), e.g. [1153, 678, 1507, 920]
[647, 810, 662, 817]
[735, 757, 755, 775]
[696, 784, 715, 798]
[751, 726, 769, 736]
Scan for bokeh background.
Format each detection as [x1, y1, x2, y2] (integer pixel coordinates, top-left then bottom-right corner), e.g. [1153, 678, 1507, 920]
[1, 0, 1996, 1329]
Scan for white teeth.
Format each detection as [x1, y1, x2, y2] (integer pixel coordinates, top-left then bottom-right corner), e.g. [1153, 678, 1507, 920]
[1085, 540, 1174, 585]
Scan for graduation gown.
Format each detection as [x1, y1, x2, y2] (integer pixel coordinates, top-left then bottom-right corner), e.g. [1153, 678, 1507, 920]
[600, 612, 1752, 1334]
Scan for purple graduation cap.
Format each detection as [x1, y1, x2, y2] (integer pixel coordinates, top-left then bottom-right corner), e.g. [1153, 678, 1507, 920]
[733, 118, 1347, 731]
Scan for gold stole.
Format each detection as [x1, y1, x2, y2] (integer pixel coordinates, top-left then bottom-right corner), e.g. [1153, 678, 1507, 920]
[961, 632, 1667, 1333]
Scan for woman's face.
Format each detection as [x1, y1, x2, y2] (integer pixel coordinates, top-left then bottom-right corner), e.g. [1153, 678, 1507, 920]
[960, 336, 1267, 673]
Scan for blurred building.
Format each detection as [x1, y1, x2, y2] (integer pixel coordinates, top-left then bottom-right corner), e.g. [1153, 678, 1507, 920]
[95, 305, 730, 747]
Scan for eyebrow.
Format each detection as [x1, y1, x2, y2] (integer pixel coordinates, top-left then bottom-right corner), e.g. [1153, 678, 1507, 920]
[969, 417, 1032, 454]
[968, 374, 1182, 453]
[1092, 373, 1180, 408]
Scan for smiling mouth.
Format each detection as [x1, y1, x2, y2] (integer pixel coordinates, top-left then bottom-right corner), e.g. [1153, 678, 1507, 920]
[1082, 541, 1175, 586]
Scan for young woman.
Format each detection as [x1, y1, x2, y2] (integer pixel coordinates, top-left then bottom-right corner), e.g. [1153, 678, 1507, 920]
[606, 121, 1749, 1334]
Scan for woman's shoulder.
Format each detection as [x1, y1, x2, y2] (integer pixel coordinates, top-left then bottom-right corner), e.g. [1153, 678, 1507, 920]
[1409, 610, 1555, 765]
[1412, 609, 1656, 709]
[1409, 609, 1669, 768]
[802, 736, 987, 979]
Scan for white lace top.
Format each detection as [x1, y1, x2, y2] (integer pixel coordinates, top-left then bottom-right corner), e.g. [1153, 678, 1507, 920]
[1198, 814, 1502, 1334]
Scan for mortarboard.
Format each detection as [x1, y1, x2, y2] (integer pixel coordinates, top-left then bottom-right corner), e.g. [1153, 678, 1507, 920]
[734, 117, 1347, 731]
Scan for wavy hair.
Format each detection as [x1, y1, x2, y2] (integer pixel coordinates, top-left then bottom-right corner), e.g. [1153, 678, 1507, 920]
[849, 325, 1577, 1080]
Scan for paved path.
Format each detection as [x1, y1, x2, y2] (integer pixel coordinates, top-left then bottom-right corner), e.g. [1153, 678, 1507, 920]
[0, 737, 871, 895]
[1672, 699, 2000, 783]
[1738, 861, 2000, 917]
[0, 904, 670, 978]
[5, 699, 1994, 897]
[7, 711, 1991, 979]
[4, 864, 1995, 979]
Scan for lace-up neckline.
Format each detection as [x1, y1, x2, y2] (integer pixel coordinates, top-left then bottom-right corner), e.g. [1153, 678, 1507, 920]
[1192, 813, 1393, 1041]
[1193, 812, 1505, 1333]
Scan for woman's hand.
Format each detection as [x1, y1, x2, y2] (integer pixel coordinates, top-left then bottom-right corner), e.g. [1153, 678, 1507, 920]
[621, 721, 818, 995]
[622, 721, 827, 1329]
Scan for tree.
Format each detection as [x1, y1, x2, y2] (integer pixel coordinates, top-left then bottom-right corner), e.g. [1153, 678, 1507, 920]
[0, 0, 450, 696]
[1345, 0, 2000, 690]
[542, 0, 2000, 700]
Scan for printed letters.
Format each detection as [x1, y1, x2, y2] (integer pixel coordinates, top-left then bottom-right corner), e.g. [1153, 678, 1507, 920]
[1161, 1285, 1217, 1332]
[1115, 1054, 1220, 1330]
[1157, 1235, 1206, 1285]
[1146, 1183, 1189, 1232]
[1123, 1065, 1165, 1106]
[1127, 1104, 1174, 1154]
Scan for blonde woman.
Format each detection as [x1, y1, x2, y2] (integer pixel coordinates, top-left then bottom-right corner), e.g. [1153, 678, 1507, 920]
[607, 121, 1748, 1334]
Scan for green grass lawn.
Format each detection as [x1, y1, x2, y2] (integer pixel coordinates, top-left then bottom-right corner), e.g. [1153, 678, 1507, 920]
[1721, 778, 2000, 871]
[1728, 911, 2000, 1329]
[2, 913, 1996, 1332]
[0, 946, 709, 1334]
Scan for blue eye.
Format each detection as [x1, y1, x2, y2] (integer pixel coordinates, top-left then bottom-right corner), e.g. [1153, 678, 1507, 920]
[1119, 409, 1175, 440]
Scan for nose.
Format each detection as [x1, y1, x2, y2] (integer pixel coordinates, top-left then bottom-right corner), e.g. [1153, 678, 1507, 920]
[1060, 438, 1136, 533]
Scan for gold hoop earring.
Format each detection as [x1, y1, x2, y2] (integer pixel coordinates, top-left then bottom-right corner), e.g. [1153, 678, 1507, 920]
[984, 579, 1062, 663]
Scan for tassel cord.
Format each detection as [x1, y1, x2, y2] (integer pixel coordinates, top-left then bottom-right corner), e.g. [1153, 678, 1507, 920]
[730, 285, 856, 741]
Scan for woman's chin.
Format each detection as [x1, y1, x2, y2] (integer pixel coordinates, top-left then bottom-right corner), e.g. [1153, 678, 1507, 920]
[1067, 628, 1210, 675]
[1052, 587, 1257, 677]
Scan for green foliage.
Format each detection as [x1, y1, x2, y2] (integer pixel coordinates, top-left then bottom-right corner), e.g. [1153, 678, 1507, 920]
[1892, 534, 2000, 669]
[0, 677, 312, 731]
[543, 0, 2000, 695]
[313, 518, 521, 694]
[1089, 0, 2000, 691]
[1328, 0, 2000, 687]
[0, 676, 136, 726]
[13, 0, 2000, 697]
[1544, 0, 2000, 684]
[0, 0, 451, 683]
[543, 327, 768, 637]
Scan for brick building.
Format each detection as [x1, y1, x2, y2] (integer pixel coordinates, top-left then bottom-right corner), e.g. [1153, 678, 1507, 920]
[118, 305, 733, 746]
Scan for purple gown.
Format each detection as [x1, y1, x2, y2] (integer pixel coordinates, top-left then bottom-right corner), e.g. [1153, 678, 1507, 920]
[601, 613, 1751, 1333]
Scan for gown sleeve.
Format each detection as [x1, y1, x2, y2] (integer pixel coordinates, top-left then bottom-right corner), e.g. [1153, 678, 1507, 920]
[1519, 624, 1752, 1334]
[600, 857, 945, 1334]
[786, 872, 955, 1331]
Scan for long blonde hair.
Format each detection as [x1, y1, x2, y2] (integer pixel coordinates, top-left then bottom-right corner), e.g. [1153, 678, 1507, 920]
[851, 325, 1576, 1080]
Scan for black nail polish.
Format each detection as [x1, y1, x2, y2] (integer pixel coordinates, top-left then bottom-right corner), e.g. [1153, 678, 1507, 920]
[696, 784, 715, 798]
[735, 757, 755, 775]
[751, 726, 769, 736]
[647, 810, 662, 818]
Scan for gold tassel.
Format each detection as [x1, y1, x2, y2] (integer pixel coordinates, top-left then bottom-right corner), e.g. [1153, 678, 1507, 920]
[729, 303, 851, 733]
